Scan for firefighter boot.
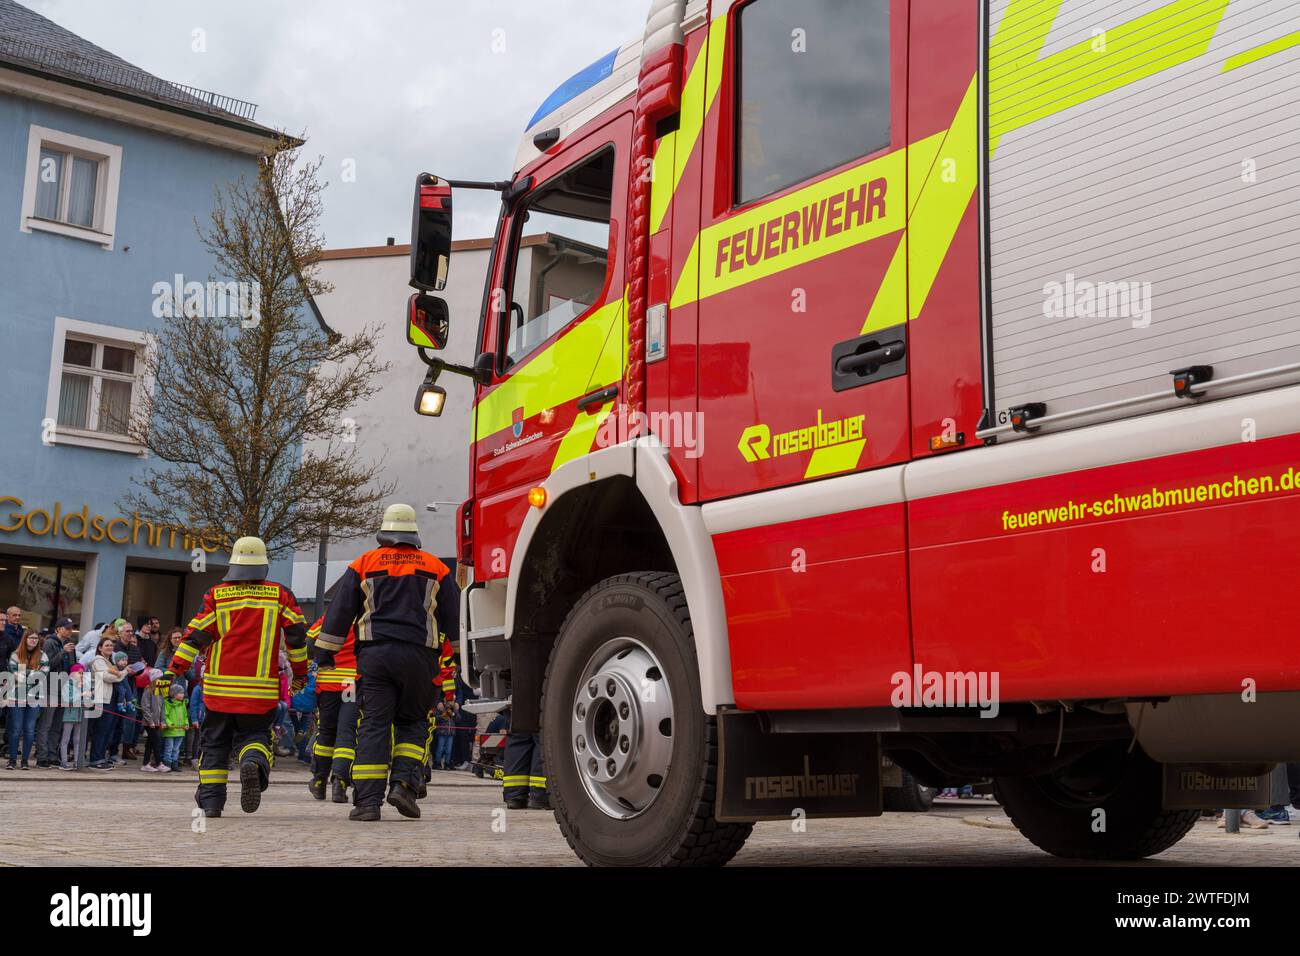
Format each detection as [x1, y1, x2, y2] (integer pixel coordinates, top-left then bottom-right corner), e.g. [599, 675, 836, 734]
[309, 775, 328, 801]
[528, 791, 551, 811]
[386, 779, 421, 819]
[349, 804, 381, 821]
[331, 777, 349, 804]
[203, 808, 222, 818]
[505, 796, 528, 810]
[240, 762, 263, 813]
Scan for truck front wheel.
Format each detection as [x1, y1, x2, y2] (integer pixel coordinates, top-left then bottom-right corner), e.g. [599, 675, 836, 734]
[994, 742, 1199, 860]
[541, 571, 752, 866]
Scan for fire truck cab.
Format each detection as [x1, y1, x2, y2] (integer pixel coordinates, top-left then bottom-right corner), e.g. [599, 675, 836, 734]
[405, 0, 1300, 865]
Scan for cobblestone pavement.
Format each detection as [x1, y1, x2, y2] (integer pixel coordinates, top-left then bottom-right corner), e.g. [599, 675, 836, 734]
[1, 763, 1295, 866]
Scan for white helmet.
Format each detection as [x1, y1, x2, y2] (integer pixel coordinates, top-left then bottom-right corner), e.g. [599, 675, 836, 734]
[377, 504, 421, 548]
[224, 536, 269, 581]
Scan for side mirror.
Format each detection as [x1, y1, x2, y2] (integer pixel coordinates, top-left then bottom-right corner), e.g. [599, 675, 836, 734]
[410, 173, 451, 292]
[407, 293, 449, 350]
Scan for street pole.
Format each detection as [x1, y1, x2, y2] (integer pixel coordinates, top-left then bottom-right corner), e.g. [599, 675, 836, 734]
[315, 525, 329, 620]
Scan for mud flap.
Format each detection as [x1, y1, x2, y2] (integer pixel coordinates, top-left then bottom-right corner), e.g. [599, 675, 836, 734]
[1161, 763, 1273, 810]
[716, 711, 882, 822]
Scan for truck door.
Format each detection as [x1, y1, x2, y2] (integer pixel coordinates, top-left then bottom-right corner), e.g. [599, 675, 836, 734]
[694, 0, 910, 500]
[692, 0, 913, 710]
[471, 114, 631, 581]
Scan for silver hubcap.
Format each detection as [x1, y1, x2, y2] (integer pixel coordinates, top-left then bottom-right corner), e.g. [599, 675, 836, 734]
[571, 637, 673, 820]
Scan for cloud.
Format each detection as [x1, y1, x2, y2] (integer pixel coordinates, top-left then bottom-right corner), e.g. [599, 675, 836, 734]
[27, 0, 648, 246]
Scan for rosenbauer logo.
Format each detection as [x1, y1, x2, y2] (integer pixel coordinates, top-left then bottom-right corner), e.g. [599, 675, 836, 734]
[744, 755, 861, 801]
[738, 409, 865, 463]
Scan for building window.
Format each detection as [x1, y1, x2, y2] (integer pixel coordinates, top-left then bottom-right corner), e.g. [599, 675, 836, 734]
[20, 125, 123, 248]
[735, 0, 891, 205]
[44, 317, 153, 454]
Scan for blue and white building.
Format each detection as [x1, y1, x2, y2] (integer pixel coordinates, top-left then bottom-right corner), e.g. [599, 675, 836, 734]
[0, 0, 311, 632]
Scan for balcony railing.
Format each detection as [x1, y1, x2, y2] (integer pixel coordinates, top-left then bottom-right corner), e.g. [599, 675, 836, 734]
[0, 36, 259, 121]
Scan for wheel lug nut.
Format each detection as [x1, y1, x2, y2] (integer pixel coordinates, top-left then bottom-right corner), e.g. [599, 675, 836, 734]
[587, 680, 598, 698]
[588, 758, 598, 775]
[619, 702, 630, 719]
[606, 678, 617, 697]
[576, 703, 586, 719]
[577, 735, 586, 752]
[619, 736, 629, 753]
[606, 758, 617, 776]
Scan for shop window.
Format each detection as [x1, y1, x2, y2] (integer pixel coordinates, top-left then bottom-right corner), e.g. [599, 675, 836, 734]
[122, 568, 185, 633]
[0, 557, 85, 631]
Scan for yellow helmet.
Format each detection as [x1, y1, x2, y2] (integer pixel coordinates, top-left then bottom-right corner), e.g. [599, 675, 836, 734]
[225, 536, 269, 581]
[378, 504, 421, 548]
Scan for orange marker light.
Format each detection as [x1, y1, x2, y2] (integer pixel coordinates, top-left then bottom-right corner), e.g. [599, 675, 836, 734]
[527, 487, 547, 509]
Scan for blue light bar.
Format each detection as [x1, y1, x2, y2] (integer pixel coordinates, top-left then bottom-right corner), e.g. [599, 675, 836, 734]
[527, 48, 620, 129]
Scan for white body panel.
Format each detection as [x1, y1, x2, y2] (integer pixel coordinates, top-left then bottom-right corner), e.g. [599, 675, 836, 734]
[985, 0, 1300, 433]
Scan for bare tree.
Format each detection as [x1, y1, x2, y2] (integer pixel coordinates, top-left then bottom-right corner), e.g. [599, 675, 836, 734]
[125, 135, 392, 556]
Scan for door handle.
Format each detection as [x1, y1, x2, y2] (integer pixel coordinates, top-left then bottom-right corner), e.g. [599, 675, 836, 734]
[836, 340, 905, 375]
[576, 384, 619, 412]
[831, 324, 908, 392]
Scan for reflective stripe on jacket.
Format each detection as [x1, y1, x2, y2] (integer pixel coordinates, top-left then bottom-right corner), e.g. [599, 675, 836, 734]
[317, 545, 452, 652]
[171, 580, 307, 714]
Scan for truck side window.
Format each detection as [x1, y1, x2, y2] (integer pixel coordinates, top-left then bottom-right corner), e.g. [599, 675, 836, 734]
[735, 0, 890, 205]
[498, 147, 615, 370]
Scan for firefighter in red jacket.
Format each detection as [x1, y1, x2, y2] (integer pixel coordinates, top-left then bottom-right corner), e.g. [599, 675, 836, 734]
[306, 616, 359, 803]
[314, 504, 455, 821]
[166, 536, 308, 817]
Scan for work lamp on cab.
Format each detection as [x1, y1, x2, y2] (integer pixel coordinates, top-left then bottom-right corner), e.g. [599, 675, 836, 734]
[414, 375, 447, 417]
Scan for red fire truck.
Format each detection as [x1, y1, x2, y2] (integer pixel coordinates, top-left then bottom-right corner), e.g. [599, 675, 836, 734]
[402, 0, 1300, 865]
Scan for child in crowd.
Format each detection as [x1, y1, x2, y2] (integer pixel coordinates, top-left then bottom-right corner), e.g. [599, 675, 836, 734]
[161, 682, 189, 772]
[138, 669, 167, 772]
[58, 664, 88, 770]
[434, 700, 457, 771]
[183, 675, 204, 767]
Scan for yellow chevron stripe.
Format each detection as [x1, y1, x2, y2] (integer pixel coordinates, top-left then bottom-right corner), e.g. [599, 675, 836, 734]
[649, 11, 730, 235]
[474, 290, 627, 445]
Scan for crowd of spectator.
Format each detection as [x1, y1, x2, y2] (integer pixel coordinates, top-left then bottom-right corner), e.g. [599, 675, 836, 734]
[0, 605, 482, 775]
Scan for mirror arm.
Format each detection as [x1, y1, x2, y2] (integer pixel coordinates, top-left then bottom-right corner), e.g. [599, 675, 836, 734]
[418, 348, 492, 386]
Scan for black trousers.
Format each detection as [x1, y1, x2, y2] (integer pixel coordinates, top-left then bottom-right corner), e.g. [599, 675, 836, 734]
[195, 708, 276, 811]
[353, 642, 435, 807]
[502, 732, 545, 802]
[141, 727, 162, 766]
[313, 687, 361, 783]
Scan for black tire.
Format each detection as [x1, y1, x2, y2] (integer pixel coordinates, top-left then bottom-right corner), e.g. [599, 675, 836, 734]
[541, 571, 752, 866]
[883, 770, 936, 812]
[994, 743, 1199, 860]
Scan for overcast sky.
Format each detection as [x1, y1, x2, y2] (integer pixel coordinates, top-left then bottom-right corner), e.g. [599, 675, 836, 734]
[26, 0, 648, 247]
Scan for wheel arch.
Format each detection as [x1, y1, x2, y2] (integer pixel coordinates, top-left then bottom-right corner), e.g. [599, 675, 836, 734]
[503, 439, 735, 731]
